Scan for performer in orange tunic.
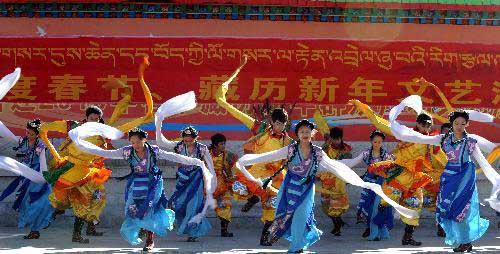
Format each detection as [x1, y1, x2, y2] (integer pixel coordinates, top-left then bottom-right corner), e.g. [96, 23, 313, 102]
[350, 99, 447, 246]
[209, 133, 238, 237]
[214, 57, 293, 245]
[40, 57, 154, 243]
[316, 127, 352, 236]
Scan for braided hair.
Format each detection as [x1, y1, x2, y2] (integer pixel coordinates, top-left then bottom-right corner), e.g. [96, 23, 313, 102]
[128, 128, 148, 140]
[441, 110, 469, 147]
[26, 119, 41, 135]
[366, 130, 386, 165]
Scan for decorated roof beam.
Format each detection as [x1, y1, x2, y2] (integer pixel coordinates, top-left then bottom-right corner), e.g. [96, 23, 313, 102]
[0, 2, 498, 26]
[1, 1, 499, 11]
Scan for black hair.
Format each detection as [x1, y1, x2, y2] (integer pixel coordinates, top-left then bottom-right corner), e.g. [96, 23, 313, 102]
[181, 126, 199, 138]
[85, 105, 103, 117]
[416, 113, 432, 124]
[449, 110, 469, 124]
[294, 119, 315, 135]
[369, 130, 386, 140]
[329, 127, 343, 140]
[26, 119, 42, 135]
[271, 108, 288, 123]
[440, 123, 452, 132]
[211, 133, 226, 146]
[85, 105, 104, 123]
[128, 128, 148, 140]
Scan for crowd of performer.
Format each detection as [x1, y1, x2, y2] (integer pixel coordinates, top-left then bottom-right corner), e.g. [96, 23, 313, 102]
[0, 57, 499, 253]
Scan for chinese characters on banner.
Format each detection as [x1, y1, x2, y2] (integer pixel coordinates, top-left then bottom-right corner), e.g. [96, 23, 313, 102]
[0, 37, 498, 141]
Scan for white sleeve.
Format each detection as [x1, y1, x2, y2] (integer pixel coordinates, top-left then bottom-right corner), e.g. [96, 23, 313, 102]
[202, 147, 217, 189]
[157, 148, 214, 195]
[0, 68, 21, 100]
[468, 134, 498, 155]
[472, 146, 500, 212]
[0, 156, 45, 183]
[75, 139, 124, 159]
[388, 95, 441, 146]
[319, 152, 419, 219]
[39, 148, 48, 173]
[235, 146, 288, 186]
[154, 119, 177, 150]
[0, 121, 20, 142]
[338, 152, 364, 168]
[67, 122, 125, 159]
[154, 91, 197, 150]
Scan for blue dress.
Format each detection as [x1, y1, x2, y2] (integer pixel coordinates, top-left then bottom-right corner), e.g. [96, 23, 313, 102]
[0, 137, 54, 232]
[268, 143, 323, 253]
[437, 133, 489, 245]
[356, 147, 395, 241]
[170, 141, 211, 238]
[120, 145, 175, 245]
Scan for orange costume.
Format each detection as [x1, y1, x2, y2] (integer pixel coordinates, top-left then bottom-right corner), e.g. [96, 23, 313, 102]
[350, 99, 447, 227]
[211, 148, 238, 221]
[316, 143, 352, 217]
[40, 58, 154, 223]
[214, 59, 293, 223]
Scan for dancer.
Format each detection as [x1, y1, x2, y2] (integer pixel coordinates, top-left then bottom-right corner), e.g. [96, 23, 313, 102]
[389, 95, 500, 252]
[214, 56, 294, 245]
[316, 127, 352, 236]
[350, 99, 447, 245]
[69, 124, 213, 252]
[209, 133, 238, 237]
[0, 119, 54, 239]
[155, 92, 216, 242]
[339, 130, 395, 241]
[39, 57, 154, 243]
[235, 119, 418, 253]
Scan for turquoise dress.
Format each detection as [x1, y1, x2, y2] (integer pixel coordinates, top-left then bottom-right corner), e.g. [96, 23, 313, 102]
[0, 137, 54, 232]
[268, 142, 323, 253]
[437, 133, 489, 245]
[120, 144, 175, 245]
[170, 141, 211, 238]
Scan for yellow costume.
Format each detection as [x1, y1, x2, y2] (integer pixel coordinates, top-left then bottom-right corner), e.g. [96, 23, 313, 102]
[41, 58, 154, 222]
[350, 99, 447, 226]
[211, 149, 238, 221]
[316, 143, 352, 217]
[215, 60, 293, 223]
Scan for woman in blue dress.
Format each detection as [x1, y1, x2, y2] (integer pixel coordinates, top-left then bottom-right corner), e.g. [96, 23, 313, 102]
[0, 119, 54, 239]
[389, 95, 500, 252]
[69, 125, 214, 252]
[235, 119, 417, 253]
[340, 130, 395, 241]
[156, 126, 216, 242]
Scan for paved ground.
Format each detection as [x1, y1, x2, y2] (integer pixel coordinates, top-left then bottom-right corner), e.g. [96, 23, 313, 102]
[0, 218, 499, 254]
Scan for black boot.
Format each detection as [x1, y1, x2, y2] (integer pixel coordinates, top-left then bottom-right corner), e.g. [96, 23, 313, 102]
[453, 243, 473, 252]
[330, 217, 343, 236]
[142, 230, 155, 252]
[402, 224, 421, 246]
[52, 209, 65, 220]
[220, 218, 234, 237]
[241, 195, 260, 213]
[260, 221, 273, 246]
[72, 217, 90, 244]
[86, 221, 104, 236]
[362, 227, 370, 238]
[437, 224, 446, 237]
[23, 231, 40, 239]
[187, 236, 198, 242]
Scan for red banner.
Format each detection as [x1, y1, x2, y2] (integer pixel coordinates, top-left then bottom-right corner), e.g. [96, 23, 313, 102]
[0, 38, 498, 107]
[0, 37, 498, 142]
